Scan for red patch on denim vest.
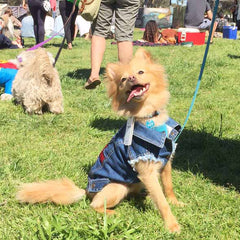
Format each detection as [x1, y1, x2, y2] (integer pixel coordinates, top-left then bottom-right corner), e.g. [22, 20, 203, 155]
[99, 144, 108, 164]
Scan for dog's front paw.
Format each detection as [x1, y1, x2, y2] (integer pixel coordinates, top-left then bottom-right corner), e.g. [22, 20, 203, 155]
[166, 220, 181, 233]
[168, 198, 185, 207]
[1, 93, 13, 101]
[94, 207, 116, 215]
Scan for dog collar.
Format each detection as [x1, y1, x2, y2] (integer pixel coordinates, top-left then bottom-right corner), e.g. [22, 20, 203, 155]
[124, 111, 163, 146]
[144, 110, 168, 135]
[141, 110, 160, 120]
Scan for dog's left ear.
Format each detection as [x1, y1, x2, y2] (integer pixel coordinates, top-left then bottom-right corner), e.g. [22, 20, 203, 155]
[105, 63, 120, 82]
[134, 48, 153, 63]
[105, 63, 120, 99]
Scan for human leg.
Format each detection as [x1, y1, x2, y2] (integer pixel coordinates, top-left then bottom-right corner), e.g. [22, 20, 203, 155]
[70, 4, 79, 42]
[210, 21, 218, 43]
[28, 5, 38, 43]
[59, 0, 72, 48]
[84, 35, 105, 89]
[117, 41, 133, 64]
[28, 0, 46, 44]
[85, 0, 113, 89]
[37, 9, 46, 43]
[199, 18, 218, 43]
[115, 0, 140, 63]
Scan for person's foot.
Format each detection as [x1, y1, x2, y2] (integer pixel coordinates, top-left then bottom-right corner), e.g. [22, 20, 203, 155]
[67, 43, 72, 50]
[84, 77, 101, 89]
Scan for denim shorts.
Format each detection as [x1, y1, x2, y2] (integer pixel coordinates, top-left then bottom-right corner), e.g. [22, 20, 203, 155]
[92, 0, 140, 41]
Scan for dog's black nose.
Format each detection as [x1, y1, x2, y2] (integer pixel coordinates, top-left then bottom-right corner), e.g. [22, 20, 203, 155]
[128, 75, 136, 83]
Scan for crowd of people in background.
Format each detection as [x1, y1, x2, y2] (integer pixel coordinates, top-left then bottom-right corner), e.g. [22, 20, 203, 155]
[0, 0, 91, 49]
[0, 0, 239, 87]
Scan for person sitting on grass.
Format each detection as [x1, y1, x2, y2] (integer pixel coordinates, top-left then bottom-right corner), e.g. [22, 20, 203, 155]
[141, 20, 177, 45]
[0, 19, 22, 49]
[142, 20, 168, 44]
[184, 0, 218, 43]
[215, 11, 228, 33]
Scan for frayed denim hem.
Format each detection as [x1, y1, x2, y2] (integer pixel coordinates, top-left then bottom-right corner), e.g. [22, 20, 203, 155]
[128, 154, 168, 171]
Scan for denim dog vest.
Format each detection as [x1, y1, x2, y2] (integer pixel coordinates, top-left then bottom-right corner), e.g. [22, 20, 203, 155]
[87, 118, 181, 193]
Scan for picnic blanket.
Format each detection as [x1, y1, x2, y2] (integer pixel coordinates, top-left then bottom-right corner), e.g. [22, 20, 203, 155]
[111, 41, 174, 47]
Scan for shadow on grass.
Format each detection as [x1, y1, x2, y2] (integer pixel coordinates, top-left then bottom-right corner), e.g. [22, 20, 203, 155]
[227, 54, 240, 59]
[91, 117, 125, 131]
[66, 67, 106, 80]
[174, 129, 240, 191]
[90, 117, 240, 191]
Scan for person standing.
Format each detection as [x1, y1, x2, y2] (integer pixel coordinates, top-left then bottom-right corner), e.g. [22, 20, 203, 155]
[59, 0, 79, 49]
[231, 0, 238, 23]
[236, 1, 240, 29]
[85, 0, 141, 89]
[22, 0, 47, 44]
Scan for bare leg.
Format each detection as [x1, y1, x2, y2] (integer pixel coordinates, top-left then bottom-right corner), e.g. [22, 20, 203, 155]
[210, 22, 218, 43]
[160, 161, 183, 206]
[117, 41, 133, 64]
[135, 161, 180, 233]
[89, 35, 106, 80]
[90, 183, 129, 214]
[85, 35, 105, 89]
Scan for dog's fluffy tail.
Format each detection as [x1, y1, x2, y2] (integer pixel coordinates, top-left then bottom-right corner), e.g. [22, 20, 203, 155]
[16, 178, 86, 205]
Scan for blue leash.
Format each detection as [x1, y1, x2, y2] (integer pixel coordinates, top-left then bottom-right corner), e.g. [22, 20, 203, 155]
[174, 0, 219, 142]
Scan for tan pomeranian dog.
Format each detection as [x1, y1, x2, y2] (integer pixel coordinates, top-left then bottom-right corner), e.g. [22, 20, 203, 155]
[16, 48, 183, 233]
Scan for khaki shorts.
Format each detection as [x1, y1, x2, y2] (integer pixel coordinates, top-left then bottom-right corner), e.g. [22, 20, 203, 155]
[92, 0, 140, 41]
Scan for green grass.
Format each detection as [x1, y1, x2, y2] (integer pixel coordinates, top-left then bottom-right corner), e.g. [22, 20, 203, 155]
[0, 29, 240, 239]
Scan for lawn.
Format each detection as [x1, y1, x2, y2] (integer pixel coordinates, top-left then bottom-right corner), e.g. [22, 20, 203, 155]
[0, 29, 240, 239]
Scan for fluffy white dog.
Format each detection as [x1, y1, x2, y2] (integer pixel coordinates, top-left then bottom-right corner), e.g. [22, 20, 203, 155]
[12, 48, 64, 114]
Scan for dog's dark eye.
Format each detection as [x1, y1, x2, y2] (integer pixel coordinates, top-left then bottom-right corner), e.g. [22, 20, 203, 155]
[138, 70, 144, 75]
[121, 77, 127, 82]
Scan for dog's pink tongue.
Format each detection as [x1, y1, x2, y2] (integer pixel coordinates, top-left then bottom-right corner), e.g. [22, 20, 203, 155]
[127, 87, 142, 102]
